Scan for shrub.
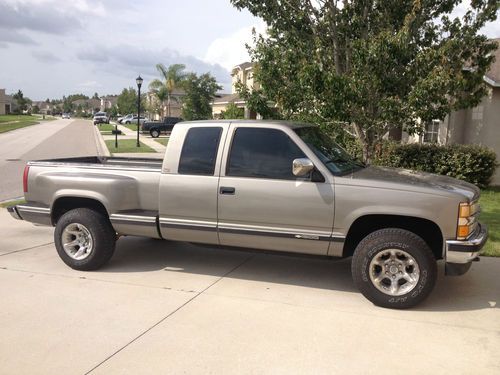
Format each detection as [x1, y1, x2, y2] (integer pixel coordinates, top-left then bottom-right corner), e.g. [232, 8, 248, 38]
[373, 142, 498, 188]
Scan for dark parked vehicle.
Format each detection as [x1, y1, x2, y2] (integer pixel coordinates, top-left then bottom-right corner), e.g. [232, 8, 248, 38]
[141, 117, 183, 138]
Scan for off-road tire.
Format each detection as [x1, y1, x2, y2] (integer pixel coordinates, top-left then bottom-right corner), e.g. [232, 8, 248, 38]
[351, 228, 437, 309]
[54, 208, 116, 271]
[150, 129, 160, 138]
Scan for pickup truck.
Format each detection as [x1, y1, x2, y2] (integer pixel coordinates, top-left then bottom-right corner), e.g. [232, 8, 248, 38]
[141, 117, 183, 138]
[93, 112, 109, 125]
[8, 120, 488, 309]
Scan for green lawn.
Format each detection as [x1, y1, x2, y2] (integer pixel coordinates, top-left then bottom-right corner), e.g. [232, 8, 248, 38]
[154, 138, 169, 146]
[105, 139, 155, 153]
[96, 123, 116, 132]
[0, 115, 40, 133]
[123, 123, 140, 131]
[480, 187, 500, 257]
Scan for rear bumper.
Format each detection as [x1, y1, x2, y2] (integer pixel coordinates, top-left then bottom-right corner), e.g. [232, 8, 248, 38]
[7, 204, 52, 226]
[445, 223, 488, 275]
[7, 205, 22, 220]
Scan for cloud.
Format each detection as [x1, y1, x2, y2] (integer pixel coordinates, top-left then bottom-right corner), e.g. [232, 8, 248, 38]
[32, 50, 62, 63]
[0, 0, 108, 35]
[76, 44, 232, 91]
[204, 22, 266, 71]
[0, 29, 36, 45]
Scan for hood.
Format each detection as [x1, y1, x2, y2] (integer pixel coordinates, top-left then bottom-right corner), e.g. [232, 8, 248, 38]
[349, 166, 479, 201]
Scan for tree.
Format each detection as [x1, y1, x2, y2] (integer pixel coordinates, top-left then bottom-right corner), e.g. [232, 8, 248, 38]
[116, 87, 144, 115]
[93, 92, 100, 100]
[231, 0, 499, 161]
[220, 102, 245, 119]
[181, 72, 221, 121]
[149, 63, 187, 116]
[12, 90, 29, 113]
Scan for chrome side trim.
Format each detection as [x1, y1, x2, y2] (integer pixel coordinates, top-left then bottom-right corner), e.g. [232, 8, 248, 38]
[218, 222, 345, 242]
[110, 214, 157, 227]
[109, 214, 156, 227]
[159, 218, 217, 232]
[159, 218, 346, 243]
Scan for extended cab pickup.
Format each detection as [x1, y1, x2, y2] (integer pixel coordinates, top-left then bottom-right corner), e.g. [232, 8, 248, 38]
[8, 120, 488, 308]
[141, 117, 182, 138]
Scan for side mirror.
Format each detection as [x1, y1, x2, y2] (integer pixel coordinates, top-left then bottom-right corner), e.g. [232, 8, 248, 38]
[293, 158, 314, 177]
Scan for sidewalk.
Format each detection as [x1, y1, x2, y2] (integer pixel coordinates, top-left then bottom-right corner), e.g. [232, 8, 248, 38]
[100, 122, 166, 153]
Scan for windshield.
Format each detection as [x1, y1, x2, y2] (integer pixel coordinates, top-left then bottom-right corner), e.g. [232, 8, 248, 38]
[294, 127, 364, 175]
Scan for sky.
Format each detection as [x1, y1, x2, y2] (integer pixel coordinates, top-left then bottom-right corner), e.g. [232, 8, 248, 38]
[0, 0, 498, 101]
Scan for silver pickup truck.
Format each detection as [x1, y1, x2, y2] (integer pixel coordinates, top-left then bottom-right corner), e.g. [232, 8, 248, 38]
[8, 120, 488, 308]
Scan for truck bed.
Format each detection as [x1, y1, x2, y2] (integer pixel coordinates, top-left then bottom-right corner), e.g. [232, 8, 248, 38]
[29, 156, 163, 171]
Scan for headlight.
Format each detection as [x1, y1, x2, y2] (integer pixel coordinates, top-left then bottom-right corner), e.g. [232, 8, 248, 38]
[457, 201, 480, 240]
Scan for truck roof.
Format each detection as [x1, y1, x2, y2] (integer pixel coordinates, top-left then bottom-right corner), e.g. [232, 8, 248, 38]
[179, 119, 315, 129]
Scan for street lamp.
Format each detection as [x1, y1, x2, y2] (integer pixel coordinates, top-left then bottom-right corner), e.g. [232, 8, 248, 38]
[136, 75, 143, 147]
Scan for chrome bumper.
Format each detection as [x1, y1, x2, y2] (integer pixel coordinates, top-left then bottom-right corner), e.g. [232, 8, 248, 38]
[7, 204, 52, 226]
[445, 223, 488, 275]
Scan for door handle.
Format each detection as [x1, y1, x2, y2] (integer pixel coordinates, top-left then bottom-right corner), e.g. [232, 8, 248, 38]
[220, 186, 235, 195]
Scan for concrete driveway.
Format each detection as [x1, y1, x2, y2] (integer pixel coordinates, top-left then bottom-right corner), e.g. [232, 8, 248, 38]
[0, 208, 499, 374]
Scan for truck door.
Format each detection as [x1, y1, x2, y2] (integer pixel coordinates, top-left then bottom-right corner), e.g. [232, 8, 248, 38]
[217, 125, 335, 255]
[159, 125, 226, 244]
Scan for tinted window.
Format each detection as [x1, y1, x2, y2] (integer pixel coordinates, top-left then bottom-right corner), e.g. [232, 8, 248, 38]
[179, 127, 222, 175]
[227, 128, 305, 179]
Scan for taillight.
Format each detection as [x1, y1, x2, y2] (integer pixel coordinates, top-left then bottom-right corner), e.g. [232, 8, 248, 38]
[23, 165, 30, 193]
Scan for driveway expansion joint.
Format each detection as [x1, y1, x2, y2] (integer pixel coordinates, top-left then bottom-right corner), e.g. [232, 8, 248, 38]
[84, 253, 255, 375]
[0, 242, 54, 257]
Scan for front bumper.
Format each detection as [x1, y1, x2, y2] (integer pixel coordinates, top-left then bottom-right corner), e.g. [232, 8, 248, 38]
[445, 223, 488, 276]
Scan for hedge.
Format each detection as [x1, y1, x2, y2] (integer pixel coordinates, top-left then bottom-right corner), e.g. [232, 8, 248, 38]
[373, 142, 498, 188]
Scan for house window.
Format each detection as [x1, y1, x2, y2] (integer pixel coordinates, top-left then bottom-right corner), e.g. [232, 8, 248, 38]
[423, 120, 440, 143]
[472, 105, 483, 120]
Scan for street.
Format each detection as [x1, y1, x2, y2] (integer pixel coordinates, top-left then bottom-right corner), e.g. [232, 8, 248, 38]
[0, 119, 99, 201]
[0, 207, 499, 374]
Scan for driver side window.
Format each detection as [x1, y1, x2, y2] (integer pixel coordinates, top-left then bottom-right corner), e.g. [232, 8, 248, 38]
[227, 128, 305, 180]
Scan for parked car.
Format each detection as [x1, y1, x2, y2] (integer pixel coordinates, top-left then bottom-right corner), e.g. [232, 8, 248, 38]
[117, 114, 133, 124]
[8, 120, 488, 309]
[142, 117, 183, 138]
[93, 112, 109, 125]
[123, 115, 147, 125]
[62, 113, 71, 119]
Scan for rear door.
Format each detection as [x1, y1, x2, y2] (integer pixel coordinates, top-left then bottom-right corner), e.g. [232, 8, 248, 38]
[217, 125, 335, 255]
[159, 124, 227, 244]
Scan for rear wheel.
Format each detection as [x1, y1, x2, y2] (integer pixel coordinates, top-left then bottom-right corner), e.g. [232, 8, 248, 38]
[54, 208, 116, 271]
[150, 129, 160, 138]
[351, 228, 437, 309]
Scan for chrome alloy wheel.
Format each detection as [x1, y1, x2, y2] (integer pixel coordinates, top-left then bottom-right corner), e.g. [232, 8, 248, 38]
[61, 223, 94, 261]
[369, 249, 420, 296]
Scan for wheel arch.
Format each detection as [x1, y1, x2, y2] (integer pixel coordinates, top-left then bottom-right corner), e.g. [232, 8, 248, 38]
[343, 214, 444, 260]
[51, 196, 109, 225]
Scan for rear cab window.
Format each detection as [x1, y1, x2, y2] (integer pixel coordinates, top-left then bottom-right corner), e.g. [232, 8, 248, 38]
[178, 127, 223, 175]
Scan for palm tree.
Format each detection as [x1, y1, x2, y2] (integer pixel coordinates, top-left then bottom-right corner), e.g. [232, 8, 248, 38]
[149, 63, 186, 117]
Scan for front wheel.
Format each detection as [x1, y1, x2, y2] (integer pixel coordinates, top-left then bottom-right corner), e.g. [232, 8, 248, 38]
[54, 208, 116, 271]
[351, 228, 437, 309]
[150, 129, 160, 138]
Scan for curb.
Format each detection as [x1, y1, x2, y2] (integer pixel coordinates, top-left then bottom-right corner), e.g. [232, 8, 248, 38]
[93, 123, 111, 157]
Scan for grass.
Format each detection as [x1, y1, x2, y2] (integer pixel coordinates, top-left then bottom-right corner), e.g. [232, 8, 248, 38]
[0, 115, 40, 133]
[123, 123, 140, 131]
[105, 139, 155, 153]
[96, 123, 116, 132]
[480, 187, 500, 257]
[0, 198, 26, 208]
[154, 138, 169, 146]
